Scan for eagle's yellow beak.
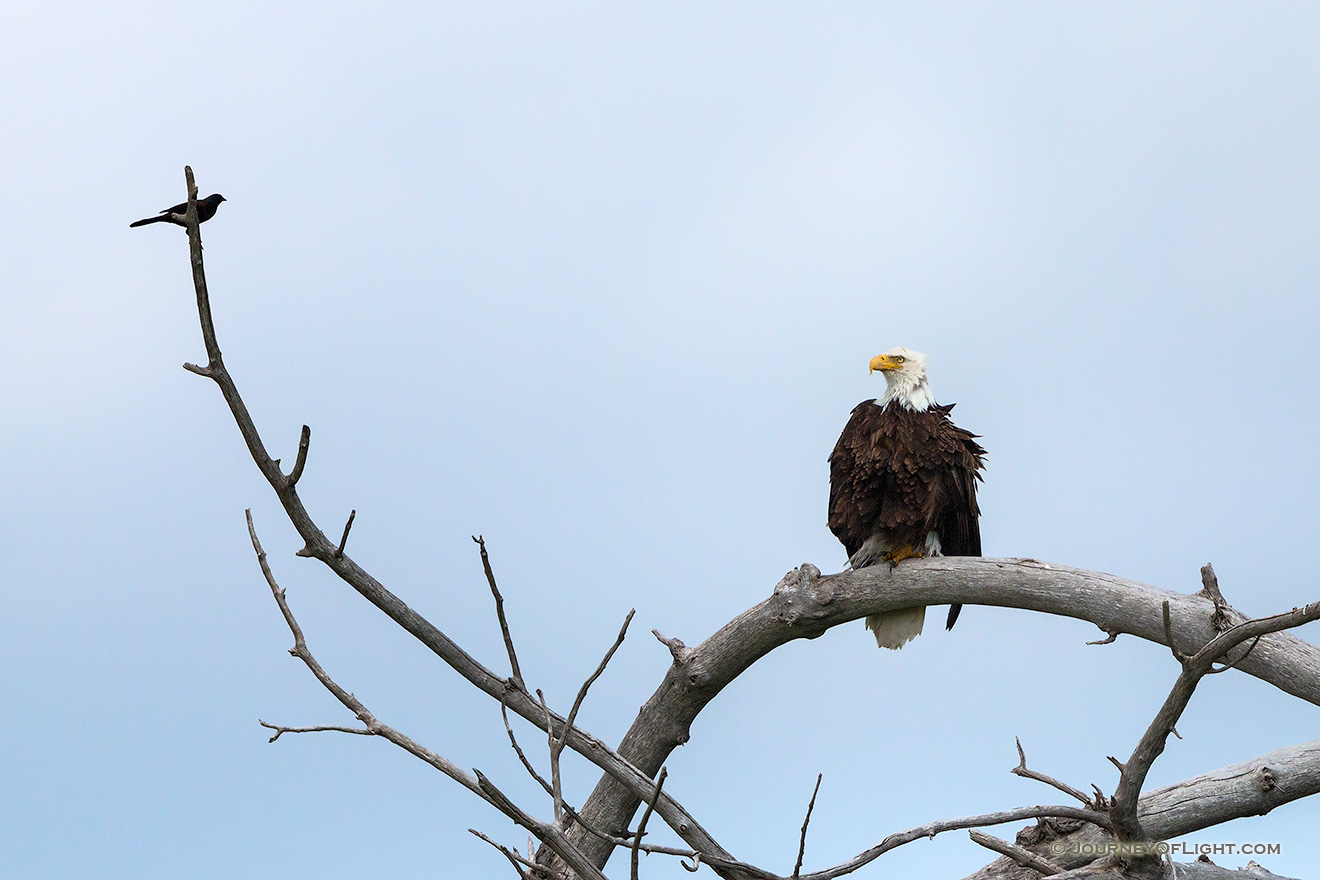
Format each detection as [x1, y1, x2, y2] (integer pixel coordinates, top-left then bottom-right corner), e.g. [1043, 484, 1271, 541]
[870, 354, 899, 373]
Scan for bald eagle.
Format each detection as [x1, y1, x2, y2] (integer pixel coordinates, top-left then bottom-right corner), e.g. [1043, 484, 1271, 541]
[828, 348, 985, 649]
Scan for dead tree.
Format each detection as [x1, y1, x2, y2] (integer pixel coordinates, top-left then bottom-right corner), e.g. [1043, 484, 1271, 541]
[166, 168, 1318, 879]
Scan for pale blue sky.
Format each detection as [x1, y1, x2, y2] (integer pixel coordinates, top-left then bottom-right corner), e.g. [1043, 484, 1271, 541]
[3, 4, 1319, 878]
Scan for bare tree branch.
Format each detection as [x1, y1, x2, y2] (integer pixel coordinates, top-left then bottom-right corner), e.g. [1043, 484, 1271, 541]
[469, 829, 546, 879]
[1085, 629, 1119, 646]
[795, 805, 1110, 880]
[501, 694, 554, 800]
[1110, 599, 1320, 842]
[1012, 738, 1092, 807]
[498, 695, 627, 850]
[258, 719, 370, 743]
[475, 535, 525, 691]
[244, 508, 608, 880]
[966, 739, 1320, 877]
[558, 560, 1320, 875]
[792, 774, 822, 879]
[631, 767, 667, 880]
[334, 509, 356, 559]
[287, 424, 311, 488]
[174, 173, 735, 870]
[1162, 601, 1184, 664]
[556, 609, 635, 767]
[967, 830, 1060, 875]
[1198, 563, 1231, 633]
[536, 690, 566, 827]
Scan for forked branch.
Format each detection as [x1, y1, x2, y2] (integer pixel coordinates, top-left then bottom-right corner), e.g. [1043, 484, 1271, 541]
[244, 509, 608, 880]
[1109, 596, 1320, 842]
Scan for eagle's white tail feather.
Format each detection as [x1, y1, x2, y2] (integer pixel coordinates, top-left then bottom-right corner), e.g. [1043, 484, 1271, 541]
[866, 607, 926, 650]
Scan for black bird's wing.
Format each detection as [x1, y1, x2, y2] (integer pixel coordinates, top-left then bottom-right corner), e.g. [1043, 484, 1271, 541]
[130, 195, 222, 228]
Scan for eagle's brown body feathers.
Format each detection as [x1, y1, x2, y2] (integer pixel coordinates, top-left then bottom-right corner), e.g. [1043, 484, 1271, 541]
[828, 397, 986, 646]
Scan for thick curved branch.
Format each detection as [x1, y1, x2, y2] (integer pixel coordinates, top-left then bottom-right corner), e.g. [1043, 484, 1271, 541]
[560, 561, 1320, 872]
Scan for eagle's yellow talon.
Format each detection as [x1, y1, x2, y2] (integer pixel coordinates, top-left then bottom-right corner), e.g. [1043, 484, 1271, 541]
[881, 545, 924, 566]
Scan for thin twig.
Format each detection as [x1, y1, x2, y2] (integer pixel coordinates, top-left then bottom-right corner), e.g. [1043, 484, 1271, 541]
[474, 536, 525, 690]
[537, 690, 565, 825]
[792, 774, 823, 878]
[335, 509, 356, 558]
[545, 611, 637, 829]
[967, 829, 1061, 875]
[558, 610, 636, 758]
[287, 425, 311, 488]
[652, 628, 689, 664]
[1012, 738, 1092, 806]
[258, 719, 371, 743]
[1086, 629, 1119, 646]
[631, 767, 668, 880]
[1207, 635, 1263, 675]
[498, 695, 620, 845]
[501, 693, 554, 796]
[469, 828, 547, 878]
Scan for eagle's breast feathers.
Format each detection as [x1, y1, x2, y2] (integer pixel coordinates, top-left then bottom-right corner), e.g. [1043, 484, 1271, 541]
[828, 399, 985, 566]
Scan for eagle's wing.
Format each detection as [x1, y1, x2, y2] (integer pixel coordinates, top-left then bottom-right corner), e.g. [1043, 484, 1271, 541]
[934, 411, 986, 629]
[827, 401, 891, 560]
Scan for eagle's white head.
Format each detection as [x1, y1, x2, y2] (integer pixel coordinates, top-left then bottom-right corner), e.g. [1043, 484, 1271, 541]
[869, 347, 934, 412]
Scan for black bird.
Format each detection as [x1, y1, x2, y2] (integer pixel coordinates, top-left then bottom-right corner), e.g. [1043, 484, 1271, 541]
[130, 193, 226, 228]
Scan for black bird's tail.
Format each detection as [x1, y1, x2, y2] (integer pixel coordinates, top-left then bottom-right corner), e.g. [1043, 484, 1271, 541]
[129, 215, 169, 228]
[946, 603, 962, 630]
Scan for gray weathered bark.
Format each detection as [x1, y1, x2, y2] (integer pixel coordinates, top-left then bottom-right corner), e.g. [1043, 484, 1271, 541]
[963, 738, 1320, 879]
[557, 561, 1320, 874]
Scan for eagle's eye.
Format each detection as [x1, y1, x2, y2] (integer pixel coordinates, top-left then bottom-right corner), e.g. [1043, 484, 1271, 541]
[894, 355, 906, 363]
